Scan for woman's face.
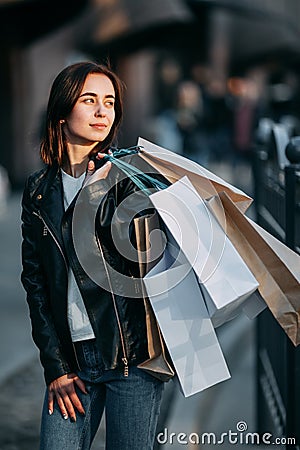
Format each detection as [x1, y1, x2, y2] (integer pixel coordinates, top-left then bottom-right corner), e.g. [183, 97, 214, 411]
[63, 73, 116, 146]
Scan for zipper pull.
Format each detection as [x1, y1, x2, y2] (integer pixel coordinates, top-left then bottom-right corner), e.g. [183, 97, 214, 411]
[32, 210, 41, 218]
[122, 358, 129, 377]
[32, 211, 48, 236]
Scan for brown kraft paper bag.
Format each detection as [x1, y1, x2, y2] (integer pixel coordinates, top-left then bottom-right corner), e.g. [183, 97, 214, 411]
[207, 191, 300, 346]
[133, 211, 175, 381]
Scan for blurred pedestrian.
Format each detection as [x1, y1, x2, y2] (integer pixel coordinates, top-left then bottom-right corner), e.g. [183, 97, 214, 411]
[230, 69, 267, 165]
[20, 61, 168, 450]
[151, 80, 209, 164]
[175, 80, 209, 164]
[201, 74, 233, 163]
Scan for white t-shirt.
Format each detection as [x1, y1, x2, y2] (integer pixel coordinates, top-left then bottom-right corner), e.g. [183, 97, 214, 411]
[61, 169, 95, 342]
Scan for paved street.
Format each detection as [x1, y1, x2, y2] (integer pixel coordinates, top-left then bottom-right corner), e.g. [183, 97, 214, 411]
[0, 191, 38, 382]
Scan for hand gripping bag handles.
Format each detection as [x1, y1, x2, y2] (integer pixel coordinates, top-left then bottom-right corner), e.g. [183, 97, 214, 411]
[100, 147, 175, 381]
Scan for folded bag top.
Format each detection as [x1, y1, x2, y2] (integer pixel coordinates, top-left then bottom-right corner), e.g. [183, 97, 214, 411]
[137, 137, 253, 213]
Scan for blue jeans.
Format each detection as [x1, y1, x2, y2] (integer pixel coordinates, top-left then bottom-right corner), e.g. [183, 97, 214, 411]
[39, 339, 164, 450]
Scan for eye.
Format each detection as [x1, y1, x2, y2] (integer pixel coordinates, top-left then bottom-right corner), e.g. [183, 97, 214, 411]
[105, 100, 115, 108]
[84, 98, 95, 104]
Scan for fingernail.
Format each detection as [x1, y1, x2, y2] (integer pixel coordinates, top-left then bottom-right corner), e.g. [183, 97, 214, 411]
[70, 417, 76, 423]
[63, 414, 68, 420]
[48, 409, 53, 416]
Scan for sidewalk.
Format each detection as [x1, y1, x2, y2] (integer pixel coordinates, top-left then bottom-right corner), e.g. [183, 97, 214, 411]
[0, 190, 37, 383]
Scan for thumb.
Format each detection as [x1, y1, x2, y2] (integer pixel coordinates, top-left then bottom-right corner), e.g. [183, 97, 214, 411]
[87, 160, 95, 174]
[74, 377, 88, 394]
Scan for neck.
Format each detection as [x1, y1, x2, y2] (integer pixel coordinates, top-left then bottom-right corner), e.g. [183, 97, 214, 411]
[62, 146, 93, 178]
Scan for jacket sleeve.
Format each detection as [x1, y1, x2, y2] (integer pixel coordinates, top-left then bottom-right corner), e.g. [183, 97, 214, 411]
[21, 177, 71, 385]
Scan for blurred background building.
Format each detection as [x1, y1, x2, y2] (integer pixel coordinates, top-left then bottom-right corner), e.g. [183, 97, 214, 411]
[1, 0, 300, 188]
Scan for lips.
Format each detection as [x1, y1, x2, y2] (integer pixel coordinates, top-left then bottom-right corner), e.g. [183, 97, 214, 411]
[90, 123, 107, 129]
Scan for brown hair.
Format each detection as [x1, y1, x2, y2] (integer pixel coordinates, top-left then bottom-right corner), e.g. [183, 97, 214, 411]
[40, 61, 124, 166]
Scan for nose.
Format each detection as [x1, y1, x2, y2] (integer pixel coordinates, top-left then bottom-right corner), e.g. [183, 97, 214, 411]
[95, 104, 106, 117]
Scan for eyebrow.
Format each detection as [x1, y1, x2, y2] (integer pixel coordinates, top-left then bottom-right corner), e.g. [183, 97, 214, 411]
[79, 92, 115, 99]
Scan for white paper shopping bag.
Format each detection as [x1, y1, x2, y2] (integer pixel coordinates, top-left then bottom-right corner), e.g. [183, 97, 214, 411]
[149, 176, 259, 327]
[144, 244, 230, 397]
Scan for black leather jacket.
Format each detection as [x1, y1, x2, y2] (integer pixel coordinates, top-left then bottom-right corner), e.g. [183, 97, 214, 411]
[21, 153, 163, 385]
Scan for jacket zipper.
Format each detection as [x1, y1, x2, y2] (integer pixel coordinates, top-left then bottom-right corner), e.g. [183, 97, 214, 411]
[32, 209, 82, 370]
[96, 234, 129, 377]
[32, 210, 68, 270]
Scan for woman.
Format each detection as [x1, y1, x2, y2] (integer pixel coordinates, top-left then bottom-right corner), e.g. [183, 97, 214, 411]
[21, 61, 167, 450]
